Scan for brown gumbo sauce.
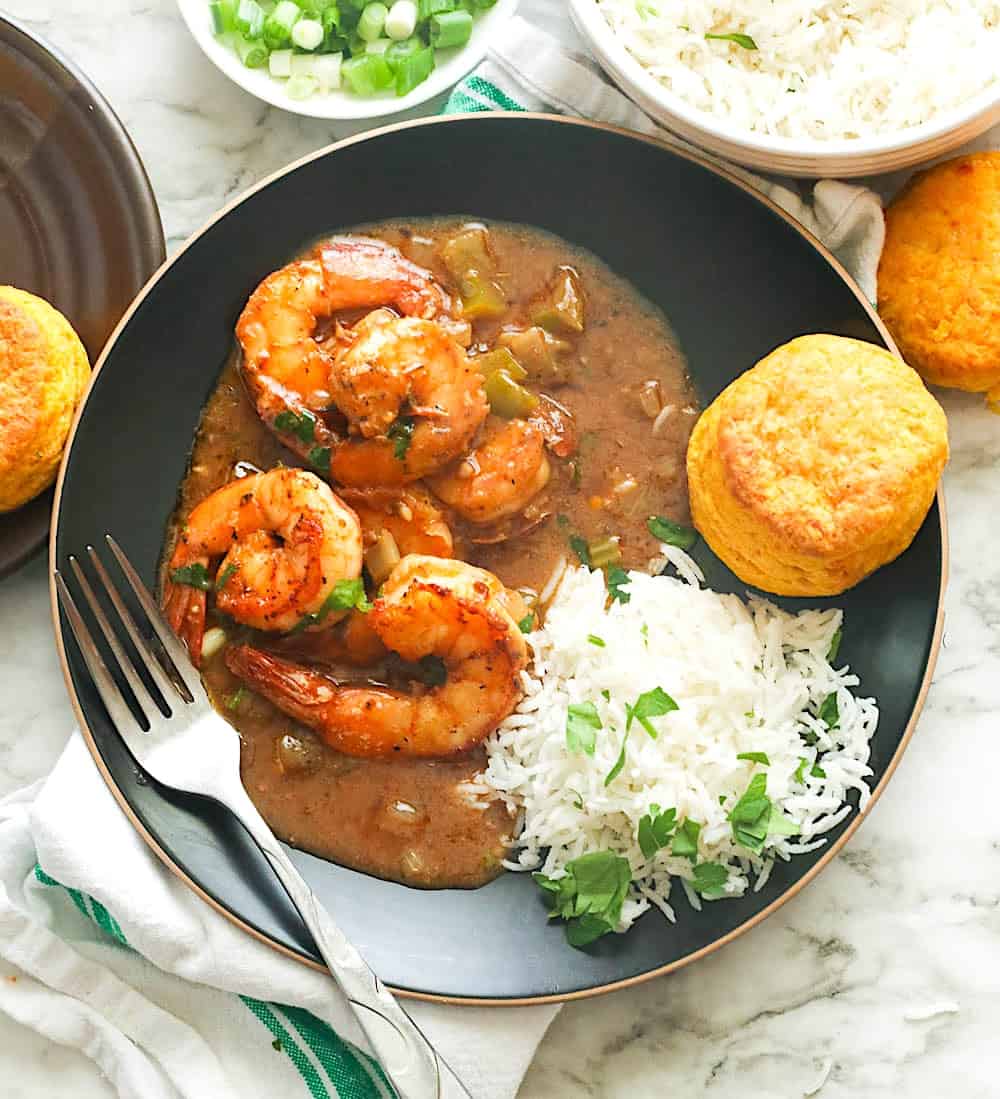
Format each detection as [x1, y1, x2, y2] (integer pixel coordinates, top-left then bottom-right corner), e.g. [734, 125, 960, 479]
[165, 219, 698, 889]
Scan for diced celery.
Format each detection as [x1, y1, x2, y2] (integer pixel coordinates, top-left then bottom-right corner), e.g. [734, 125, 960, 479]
[458, 272, 506, 319]
[475, 346, 527, 383]
[484, 370, 539, 418]
[532, 265, 586, 334]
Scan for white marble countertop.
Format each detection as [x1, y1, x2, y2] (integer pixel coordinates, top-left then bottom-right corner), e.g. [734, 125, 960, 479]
[2, 1, 999, 1096]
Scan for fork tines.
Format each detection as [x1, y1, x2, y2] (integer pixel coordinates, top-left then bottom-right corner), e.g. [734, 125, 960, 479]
[55, 535, 197, 731]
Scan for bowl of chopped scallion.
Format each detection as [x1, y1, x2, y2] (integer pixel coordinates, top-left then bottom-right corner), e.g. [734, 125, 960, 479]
[177, 0, 517, 118]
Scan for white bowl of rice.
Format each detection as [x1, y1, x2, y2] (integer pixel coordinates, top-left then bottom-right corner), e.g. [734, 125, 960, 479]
[570, 0, 1000, 177]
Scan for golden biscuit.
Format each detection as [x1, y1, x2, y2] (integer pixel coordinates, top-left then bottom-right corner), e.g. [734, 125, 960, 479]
[687, 335, 947, 596]
[878, 152, 1000, 407]
[0, 287, 90, 512]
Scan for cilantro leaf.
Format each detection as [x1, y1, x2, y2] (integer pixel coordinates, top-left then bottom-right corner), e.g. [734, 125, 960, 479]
[736, 751, 770, 765]
[691, 861, 728, 897]
[728, 772, 771, 853]
[566, 701, 602, 756]
[387, 415, 415, 461]
[811, 762, 826, 779]
[273, 408, 317, 445]
[818, 692, 839, 728]
[671, 818, 701, 861]
[705, 30, 758, 48]
[290, 577, 371, 634]
[606, 564, 631, 605]
[827, 627, 842, 663]
[625, 686, 678, 739]
[215, 562, 238, 591]
[307, 446, 331, 475]
[534, 850, 632, 949]
[569, 534, 591, 567]
[587, 634, 606, 647]
[646, 515, 698, 549]
[518, 613, 534, 634]
[170, 563, 213, 591]
[768, 808, 800, 837]
[637, 806, 677, 859]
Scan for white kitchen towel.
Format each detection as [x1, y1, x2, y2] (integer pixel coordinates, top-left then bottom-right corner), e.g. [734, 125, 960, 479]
[0, 734, 558, 1099]
[444, 16, 886, 302]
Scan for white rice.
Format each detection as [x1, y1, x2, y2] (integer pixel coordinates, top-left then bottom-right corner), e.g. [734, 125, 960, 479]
[480, 549, 878, 933]
[596, 0, 1000, 140]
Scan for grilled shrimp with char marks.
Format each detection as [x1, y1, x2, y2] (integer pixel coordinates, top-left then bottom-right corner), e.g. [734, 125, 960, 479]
[225, 555, 529, 758]
[162, 468, 363, 665]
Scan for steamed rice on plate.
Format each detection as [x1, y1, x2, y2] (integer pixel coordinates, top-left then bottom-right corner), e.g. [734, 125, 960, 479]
[478, 545, 879, 945]
[594, 0, 1000, 140]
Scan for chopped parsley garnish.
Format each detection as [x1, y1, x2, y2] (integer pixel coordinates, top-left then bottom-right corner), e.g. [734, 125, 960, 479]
[566, 701, 602, 756]
[534, 850, 632, 948]
[691, 861, 728, 897]
[604, 735, 630, 786]
[170, 562, 213, 591]
[625, 686, 678, 739]
[736, 751, 770, 765]
[811, 762, 826, 779]
[768, 811, 800, 837]
[637, 805, 677, 859]
[572, 793, 584, 810]
[556, 513, 570, 528]
[728, 773, 773, 853]
[569, 534, 591, 567]
[640, 623, 649, 644]
[818, 692, 840, 729]
[600, 689, 611, 701]
[387, 415, 415, 461]
[307, 446, 331, 475]
[671, 818, 702, 861]
[215, 563, 238, 591]
[827, 627, 843, 663]
[273, 408, 317, 445]
[415, 654, 446, 686]
[705, 31, 758, 49]
[606, 564, 631, 605]
[587, 634, 606, 647]
[518, 613, 535, 634]
[290, 577, 371, 633]
[647, 515, 698, 550]
[794, 757, 809, 785]
[226, 687, 246, 711]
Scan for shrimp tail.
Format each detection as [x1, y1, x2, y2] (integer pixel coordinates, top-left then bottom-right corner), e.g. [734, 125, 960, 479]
[162, 572, 207, 668]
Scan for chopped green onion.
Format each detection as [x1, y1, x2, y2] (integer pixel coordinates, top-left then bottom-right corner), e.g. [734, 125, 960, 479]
[358, 2, 388, 41]
[587, 536, 621, 570]
[385, 0, 418, 39]
[419, 0, 454, 17]
[292, 17, 325, 49]
[269, 48, 294, 77]
[210, 0, 237, 34]
[342, 52, 394, 94]
[366, 37, 391, 53]
[429, 8, 472, 48]
[235, 0, 265, 38]
[234, 33, 268, 66]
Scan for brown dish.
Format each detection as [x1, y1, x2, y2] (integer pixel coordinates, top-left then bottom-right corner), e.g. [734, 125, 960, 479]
[162, 218, 697, 889]
[0, 14, 164, 579]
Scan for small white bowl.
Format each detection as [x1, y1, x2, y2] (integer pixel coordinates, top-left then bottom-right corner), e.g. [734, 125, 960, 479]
[570, 0, 1000, 178]
[177, 0, 518, 120]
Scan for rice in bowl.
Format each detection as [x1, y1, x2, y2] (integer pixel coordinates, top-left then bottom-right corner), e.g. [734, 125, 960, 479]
[595, 0, 1000, 140]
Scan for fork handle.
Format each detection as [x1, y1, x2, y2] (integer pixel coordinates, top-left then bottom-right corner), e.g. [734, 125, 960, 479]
[222, 785, 475, 1099]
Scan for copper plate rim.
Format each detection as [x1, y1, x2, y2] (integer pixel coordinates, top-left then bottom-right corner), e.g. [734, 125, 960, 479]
[49, 111, 949, 1008]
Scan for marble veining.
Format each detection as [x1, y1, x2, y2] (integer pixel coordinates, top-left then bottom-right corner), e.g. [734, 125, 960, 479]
[1, 2, 999, 1096]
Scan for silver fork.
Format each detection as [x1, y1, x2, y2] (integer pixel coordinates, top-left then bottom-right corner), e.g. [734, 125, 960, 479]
[55, 534, 474, 1099]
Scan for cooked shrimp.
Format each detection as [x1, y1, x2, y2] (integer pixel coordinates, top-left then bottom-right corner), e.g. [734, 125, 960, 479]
[235, 237, 455, 462]
[277, 607, 387, 668]
[340, 484, 454, 558]
[162, 468, 363, 666]
[225, 555, 528, 758]
[427, 417, 551, 524]
[325, 310, 488, 486]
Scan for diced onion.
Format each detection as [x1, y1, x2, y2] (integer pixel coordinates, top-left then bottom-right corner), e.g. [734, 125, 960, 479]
[201, 627, 227, 661]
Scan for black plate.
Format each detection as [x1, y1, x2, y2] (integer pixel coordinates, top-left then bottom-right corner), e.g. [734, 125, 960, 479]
[0, 14, 165, 581]
[52, 115, 944, 1003]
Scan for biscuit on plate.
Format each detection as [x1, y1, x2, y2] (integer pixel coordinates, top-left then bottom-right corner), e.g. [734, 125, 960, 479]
[878, 152, 1000, 408]
[686, 334, 947, 596]
[0, 286, 90, 512]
